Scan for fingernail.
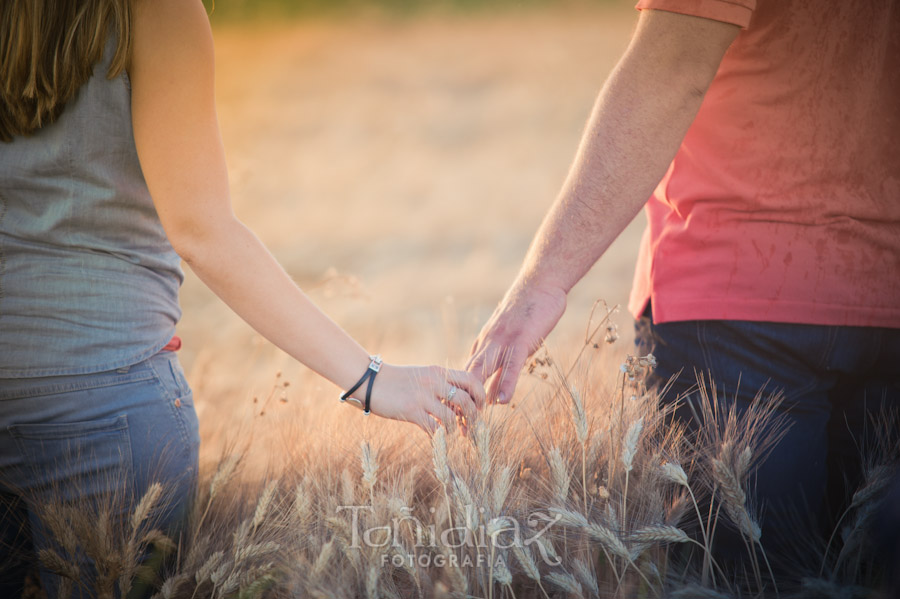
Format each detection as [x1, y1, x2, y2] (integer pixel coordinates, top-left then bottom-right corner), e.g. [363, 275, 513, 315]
[498, 392, 507, 404]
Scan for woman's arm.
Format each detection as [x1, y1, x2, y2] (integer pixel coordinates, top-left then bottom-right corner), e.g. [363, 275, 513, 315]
[129, 0, 483, 432]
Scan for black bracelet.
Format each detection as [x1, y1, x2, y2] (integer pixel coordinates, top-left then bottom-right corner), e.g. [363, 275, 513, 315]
[340, 355, 383, 415]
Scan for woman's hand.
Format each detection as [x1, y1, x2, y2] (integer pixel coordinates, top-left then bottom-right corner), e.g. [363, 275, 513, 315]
[363, 364, 485, 434]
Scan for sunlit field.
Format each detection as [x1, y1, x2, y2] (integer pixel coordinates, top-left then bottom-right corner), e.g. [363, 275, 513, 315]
[180, 3, 643, 466]
[26, 4, 897, 598]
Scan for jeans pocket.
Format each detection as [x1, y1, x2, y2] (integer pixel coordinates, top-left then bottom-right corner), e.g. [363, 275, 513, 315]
[8, 414, 133, 502]
[147, 352, 199, 456]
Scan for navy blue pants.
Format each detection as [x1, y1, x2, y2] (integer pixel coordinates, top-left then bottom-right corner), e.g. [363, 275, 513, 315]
[634, 305, 900, 575]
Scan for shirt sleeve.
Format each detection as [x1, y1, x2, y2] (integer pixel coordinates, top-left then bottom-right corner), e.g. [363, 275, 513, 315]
[635, 0, 756, 29]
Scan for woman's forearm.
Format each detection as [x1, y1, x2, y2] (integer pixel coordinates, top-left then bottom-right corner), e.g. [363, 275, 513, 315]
[177, 218, 372, 392]
[130, 0, 486, 432]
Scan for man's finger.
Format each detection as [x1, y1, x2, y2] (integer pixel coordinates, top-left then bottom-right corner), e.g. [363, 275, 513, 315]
[468, 336, 482, 359]
[465, 341, 487, 382]
[474, 342, 509, 382]
[465, 350, 486, 381]
[486, 367, 504, 405]
[497, 367, 522, 405]
[487, 350, 526, 405]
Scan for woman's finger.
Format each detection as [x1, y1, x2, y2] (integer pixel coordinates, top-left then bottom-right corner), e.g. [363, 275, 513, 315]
[413, 409, 438, 434]
[427, 399, 458, 432]
[446, 368, 487, 409]
[444, 386, 477, 423]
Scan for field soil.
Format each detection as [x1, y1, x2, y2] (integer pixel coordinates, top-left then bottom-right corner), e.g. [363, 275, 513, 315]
[180, 5, 645, 461]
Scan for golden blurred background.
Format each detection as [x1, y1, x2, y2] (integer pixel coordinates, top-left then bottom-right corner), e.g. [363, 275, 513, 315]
[180, 0, 644, 462]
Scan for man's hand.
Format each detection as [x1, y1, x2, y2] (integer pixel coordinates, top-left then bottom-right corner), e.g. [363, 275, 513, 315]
[466, 281, 566, 404]
[465, 9, 738, 405]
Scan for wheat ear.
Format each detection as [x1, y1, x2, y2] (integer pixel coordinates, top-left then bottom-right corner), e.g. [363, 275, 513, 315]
[621, 417, 644, 531]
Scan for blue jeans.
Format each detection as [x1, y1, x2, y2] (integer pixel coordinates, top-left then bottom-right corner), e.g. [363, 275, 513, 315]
[0, 350, 200, 597]
[634, 306, 900, 570]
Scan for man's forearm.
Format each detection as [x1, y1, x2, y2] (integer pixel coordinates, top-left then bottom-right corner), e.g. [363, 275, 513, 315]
[467, 10, 739, 402]
[518, 10, 738, 295]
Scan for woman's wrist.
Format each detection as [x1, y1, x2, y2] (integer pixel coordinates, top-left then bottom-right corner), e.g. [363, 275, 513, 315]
[339, 354, 383, 414]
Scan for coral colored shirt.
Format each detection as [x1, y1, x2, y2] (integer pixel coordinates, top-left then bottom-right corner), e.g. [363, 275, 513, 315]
[628, 0, 900, 327]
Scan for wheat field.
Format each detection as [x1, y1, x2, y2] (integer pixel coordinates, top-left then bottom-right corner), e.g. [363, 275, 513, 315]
[23, 4, 897, 598]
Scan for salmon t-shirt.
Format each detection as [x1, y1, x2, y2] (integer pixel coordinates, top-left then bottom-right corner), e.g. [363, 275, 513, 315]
[628, 0, 900, 327]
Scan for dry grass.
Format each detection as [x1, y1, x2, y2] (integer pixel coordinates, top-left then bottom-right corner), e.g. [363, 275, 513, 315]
[25, 309, 899, 598]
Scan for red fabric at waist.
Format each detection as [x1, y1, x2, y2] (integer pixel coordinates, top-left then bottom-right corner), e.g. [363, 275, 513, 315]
[161, 335, 182, 352]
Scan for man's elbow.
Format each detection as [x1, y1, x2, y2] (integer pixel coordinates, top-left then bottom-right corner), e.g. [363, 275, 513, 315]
[630, 9, 740, 100]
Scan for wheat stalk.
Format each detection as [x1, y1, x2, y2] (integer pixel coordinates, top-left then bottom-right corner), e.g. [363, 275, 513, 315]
[196, 550, 226, 583]
[660, 462, 717, 585]
[361, 441, 379, 506]
[570, 385, 590, 512]
[432, 426, 451, 487]
[492, 465, 513, 513]
[736, 447, 753, 479]
[622, 417, 643, 473]
[452, 476, 476, 529]
[38, 547, 81, 580]
[572, 558, 599, 598]
[475, 420, 492, 495]
[340, 468, 355, 506]
[151, 574, 188, 599]
[312, 539, 335, 578]
[194, 453, 242, 539]
[569, 386, 589, 445]
[660, 462, 688, 487]
[431, 426, 459, 553]
[545, 571, 585, 598]
[548, 447, 570, 505]
[550, 509, 629, 560]
[492, 552, 513, 586]
[292, 479, 312, 532]
[711, 458, 759, 542]
[365, 564, 380, 599]
[670, 583, 733, 599]
[131, 482, 163, 531]
[628, 524, 691, 545]
[209, 454, 240, 500]
[251, 480, 278, 532]
[711, 454, 776, 595]
[622, 417, 643, 531]
[512, 543, 541, 581]
[234, 541, 280, 563]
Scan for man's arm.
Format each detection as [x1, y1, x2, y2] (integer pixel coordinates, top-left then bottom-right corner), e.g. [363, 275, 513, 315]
[467, 9, 739, 403]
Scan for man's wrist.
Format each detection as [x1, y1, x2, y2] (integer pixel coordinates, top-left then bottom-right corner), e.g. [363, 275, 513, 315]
[514, 268, 571, 301]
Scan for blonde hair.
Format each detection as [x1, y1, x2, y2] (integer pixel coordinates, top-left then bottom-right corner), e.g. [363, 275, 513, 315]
[0, 0, 133, 142]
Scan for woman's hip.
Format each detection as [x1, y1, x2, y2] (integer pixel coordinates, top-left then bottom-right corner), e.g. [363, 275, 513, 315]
[0, 349, 200, 500]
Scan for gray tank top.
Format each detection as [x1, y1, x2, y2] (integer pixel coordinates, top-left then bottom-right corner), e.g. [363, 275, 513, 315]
[0, 37, 183, 377]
